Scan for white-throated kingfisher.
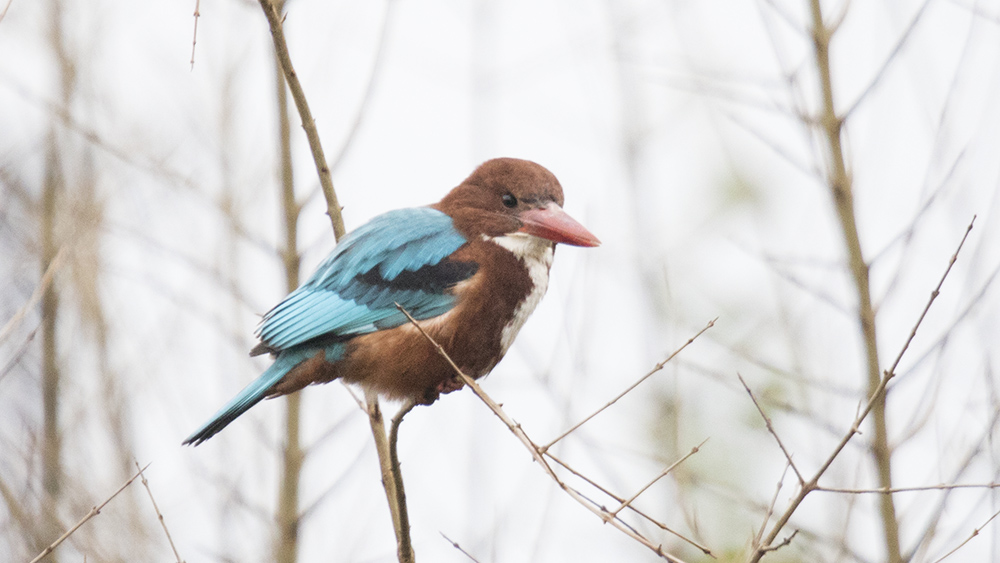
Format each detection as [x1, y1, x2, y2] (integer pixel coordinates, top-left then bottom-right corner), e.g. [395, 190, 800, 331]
[184, 158, 599, 445]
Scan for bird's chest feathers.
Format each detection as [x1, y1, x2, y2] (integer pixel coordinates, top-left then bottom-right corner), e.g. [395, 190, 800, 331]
[390, 232, 554, 384]
[484, 232, 554, 356]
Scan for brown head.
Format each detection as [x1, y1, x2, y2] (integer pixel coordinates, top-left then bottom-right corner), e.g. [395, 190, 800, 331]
[435, 158, 600, 247]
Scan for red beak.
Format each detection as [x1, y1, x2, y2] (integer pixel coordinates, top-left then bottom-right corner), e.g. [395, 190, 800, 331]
[518, 202, 601, 247]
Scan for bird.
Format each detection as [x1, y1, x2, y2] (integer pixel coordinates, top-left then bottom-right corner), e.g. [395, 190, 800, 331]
[183, 158, 599, 445]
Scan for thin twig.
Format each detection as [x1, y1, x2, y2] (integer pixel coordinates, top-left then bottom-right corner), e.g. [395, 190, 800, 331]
[389, 398, 418, 563]
[738, 373, 804, 484]
[816, 482, 1000, 494]
[544, 451, 714, 556]
[886, 216, 975, 377]
[540, 318, 716, 453]
[753, 461, 791, 550]
[29, 463, 150, 563]
[190, 0, 201, 70]
[364, 388, 415, 563]
[609, 439, 708, 518]
[0, 246, 67, 345]
[134, 461, 184, 563]
[760, 529, 798, 554]
[843, 0, 932, 118]
[0, 0, 14, 24]
[930, 506, 1000, 563]
[440, 532, 483, 563]
[0, 328, 36, 383]
[258, 0, 345, 239]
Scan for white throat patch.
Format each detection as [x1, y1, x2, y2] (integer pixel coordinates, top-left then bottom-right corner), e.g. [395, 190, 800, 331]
[485, 232, 555, 355]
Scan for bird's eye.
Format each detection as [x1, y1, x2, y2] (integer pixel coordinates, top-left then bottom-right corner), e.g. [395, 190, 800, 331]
[501, 193, 518, 208]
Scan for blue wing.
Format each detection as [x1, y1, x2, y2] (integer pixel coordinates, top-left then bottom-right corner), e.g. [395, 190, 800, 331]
[255, 207, 476, 351]
[184, 207, 475, 446]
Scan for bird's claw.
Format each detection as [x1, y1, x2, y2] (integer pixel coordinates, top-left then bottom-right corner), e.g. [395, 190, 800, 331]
[422, 376, 465, 404]
[437, 375, 465, 395]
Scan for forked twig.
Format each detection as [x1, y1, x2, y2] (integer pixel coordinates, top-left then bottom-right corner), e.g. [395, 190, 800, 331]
[544, 451, 714, 556]
[608, 439, 708, 518]
[29, 463, 150, 563]
[540, 318, 716, 453]
[754, 462, 791, 550]
[0, 246, 67, 345]
[134, 461, 184, 563]
[748, 216, 976, 562]
[363, 388, 415, 563]
[738, 373, 803, 484]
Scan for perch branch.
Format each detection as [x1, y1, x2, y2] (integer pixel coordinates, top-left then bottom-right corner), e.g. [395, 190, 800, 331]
[395, 304, 700, 562]
[364, 389, 416, 563]
[258, 0, 345, 239]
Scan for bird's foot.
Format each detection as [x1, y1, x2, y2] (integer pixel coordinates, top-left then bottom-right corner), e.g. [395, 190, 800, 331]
[437, 375, 465, 395]
[421, 376, 465, 405]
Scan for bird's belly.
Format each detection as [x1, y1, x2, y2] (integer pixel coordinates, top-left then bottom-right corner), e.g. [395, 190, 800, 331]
[338, 320, 501, 402]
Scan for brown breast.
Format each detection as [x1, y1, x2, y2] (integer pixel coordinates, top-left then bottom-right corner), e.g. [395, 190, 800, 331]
[333, 234, 551, 402]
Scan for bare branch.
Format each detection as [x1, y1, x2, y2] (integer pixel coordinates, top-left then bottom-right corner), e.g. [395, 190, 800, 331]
[0, 0, 13, 24]
[609, 439, 708, 518]
[816, 483, 1000, 494]
[395, 303, 696, 562]
[0, 245, 67, 346]
[808, 0, 902, 557]
[190, 0, 201, 70]
[257, 0, 345, 239]
[930, 506, 1000, 563]
[135, 461, 184, 563]
[738, 373, 804, 484]
[749, 215, 976, 561]
[363, 388, 415, 563]
[754, 462, 791, 550]
[540, 318, 716, 453]
[761, 529, 799, 554]
[28, 463, 150, 563]
[388, 397, 418, 562]
[544, 451, 714, 556]
[886, 215, 976, 377]
[440, 532, 483, 563]
[843, 0, 932, 118]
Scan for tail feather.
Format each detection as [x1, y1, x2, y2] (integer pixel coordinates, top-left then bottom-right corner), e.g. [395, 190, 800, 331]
[183, 352, 303, 446]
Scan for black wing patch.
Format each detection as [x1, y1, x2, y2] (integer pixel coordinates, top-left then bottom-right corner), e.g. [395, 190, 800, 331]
[338, 260, 479, 310]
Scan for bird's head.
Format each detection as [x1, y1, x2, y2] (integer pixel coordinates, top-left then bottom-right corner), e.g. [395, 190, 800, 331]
[436, 158, 600, 247]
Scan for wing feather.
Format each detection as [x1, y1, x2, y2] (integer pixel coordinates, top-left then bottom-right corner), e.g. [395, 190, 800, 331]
[255, 207, 475, 351]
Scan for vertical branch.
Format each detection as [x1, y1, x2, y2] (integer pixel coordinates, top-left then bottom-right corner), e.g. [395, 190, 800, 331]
[40, 0, 74, 554]
[364, 391, 416, 563]
[273, 20, 304, 563]
[258, 0, 345, 240]
[40, 133, 63, 556]
[808, 2, 902, 562]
